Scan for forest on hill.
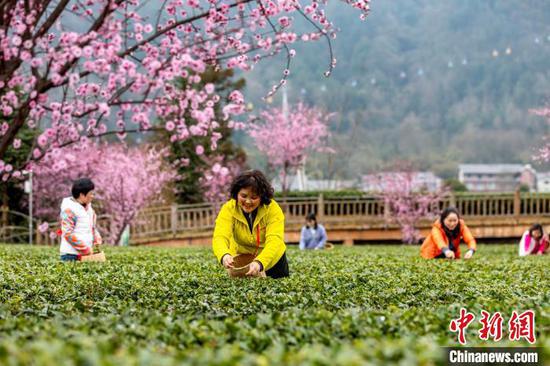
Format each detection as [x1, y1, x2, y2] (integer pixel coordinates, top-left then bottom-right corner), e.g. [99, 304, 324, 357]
[238, 0, 550, 179]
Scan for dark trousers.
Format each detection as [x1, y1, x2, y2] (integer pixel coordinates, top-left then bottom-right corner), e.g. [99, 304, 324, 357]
[266, 252, 289, 278]
[60, 254, 80, 262]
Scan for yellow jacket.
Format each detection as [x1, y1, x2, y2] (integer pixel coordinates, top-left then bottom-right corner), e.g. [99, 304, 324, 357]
[212, 199, 286, 271]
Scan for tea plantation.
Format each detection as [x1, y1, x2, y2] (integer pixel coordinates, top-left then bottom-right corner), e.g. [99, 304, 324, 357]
[0, 244, 548, 365]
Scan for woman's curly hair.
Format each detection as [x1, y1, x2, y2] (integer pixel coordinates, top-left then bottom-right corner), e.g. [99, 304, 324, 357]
[230, 170, 274, 205]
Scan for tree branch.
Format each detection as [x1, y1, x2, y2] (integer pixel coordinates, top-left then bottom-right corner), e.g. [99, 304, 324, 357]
[119, 0, 255, 58]
[32, 0, 70, 41]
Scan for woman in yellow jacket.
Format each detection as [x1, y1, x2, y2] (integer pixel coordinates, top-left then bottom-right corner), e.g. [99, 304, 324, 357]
[212, 170, 289, 278]
[420, 207, 477, 259]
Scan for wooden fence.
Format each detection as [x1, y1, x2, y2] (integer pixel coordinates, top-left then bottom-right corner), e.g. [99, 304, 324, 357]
[15, 192, 550, 245]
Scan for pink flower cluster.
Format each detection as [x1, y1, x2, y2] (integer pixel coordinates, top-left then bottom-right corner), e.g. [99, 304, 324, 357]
[529, 107, 550, 162]
[30, 141, 176, 245]
[247, 103, 332, 192]
[376, 171, 448, 244]
[198, 155, 243, 205]
[0, 0, 370, 180]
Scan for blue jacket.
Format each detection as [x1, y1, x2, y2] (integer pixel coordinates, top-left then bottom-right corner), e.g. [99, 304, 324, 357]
[299, 224, 327, 250]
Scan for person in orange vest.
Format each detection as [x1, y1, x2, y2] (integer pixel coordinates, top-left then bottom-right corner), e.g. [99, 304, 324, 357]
[420, 207, 477, 259]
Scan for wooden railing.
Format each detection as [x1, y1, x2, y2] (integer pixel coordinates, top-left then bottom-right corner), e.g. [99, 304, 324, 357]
[131, 203, 218, 239]
[128, 192, 550, 242]
[25, 192, 550, 245]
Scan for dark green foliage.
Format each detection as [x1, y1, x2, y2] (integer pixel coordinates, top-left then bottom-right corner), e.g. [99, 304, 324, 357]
[519, 184, 531, 193]
[0, 244, 548, 365]
[0, 124, 39, 219]
[443, 179, 468, 192]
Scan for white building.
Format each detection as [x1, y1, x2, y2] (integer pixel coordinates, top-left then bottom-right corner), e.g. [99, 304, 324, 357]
[272, 173, 357, 192]
[361, 171, 443, 192]
[458, 164, 537, 192]
[537, 172, 550, 192]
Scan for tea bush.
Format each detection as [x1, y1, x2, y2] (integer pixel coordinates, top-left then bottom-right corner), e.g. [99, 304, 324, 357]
[0, 245, 548, 365]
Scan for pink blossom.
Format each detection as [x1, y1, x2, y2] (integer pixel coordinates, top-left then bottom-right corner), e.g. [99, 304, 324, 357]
[195, 145, 204, 155]
[165, 121, 175, 131]
[38, 222, 49, 233]
[199, 155, 243, 204]
[278, 16, 291, 28]
[30, 58, 42, 67]
[143, 24, 153, 33]
[31, 141, 176, 244]
[2, 106, 13, 116]
[530, 107, 550, 162]
[12, 35, 22, 46]
[0, 0, 370, 173]
[205, 83, 215, 94]
[37, 134, 48, 147]
[247, 103, 332, 193]
[375, 168, 448, 244]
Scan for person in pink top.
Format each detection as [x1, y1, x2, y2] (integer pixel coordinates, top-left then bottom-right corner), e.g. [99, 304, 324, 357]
[518, 223, 549, 256]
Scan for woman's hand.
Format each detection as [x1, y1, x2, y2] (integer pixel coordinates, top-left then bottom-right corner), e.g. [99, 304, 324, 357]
[246, 261, 262, 276]
[444, 249, 455, 259]
[464, 249, 474, 259]
[222, 254, 234, 269]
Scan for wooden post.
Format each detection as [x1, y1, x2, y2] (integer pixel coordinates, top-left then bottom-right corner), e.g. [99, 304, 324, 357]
[0, 205, 7, 242]
[171, 205, 177, 236]
[343, 238, 354, 246]
[35, 226, 42, 245]
[449, 193, 456, 208]
[317, 193, 324, 222]
[513, 189, 521, 217]
[0, 204, 7, 227]
[109, 218, 115, 244]
[383, 201, 390, 222]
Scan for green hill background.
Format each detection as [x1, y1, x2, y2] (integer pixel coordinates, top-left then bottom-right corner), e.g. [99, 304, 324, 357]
[237, 0, 550, 179]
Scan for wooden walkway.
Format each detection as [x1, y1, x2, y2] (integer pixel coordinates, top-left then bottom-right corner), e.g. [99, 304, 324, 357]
[118, 192, 550, 246]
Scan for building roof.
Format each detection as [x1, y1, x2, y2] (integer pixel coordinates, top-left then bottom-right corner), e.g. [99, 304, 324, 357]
[362, 171, 440, 179]
[458, 164, 532, 174]
[272, 174, 358, 191]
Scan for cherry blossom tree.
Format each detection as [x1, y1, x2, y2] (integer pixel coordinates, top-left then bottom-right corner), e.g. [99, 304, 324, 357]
[198, 154, 242, 205]
[0, 0, 371, 181]
[247, 102, 332, 193]
[155, 67, 248, 204]
[530, 107, 550, 161]
[30, 140, 175, 244]
[375, 170, 448, 244]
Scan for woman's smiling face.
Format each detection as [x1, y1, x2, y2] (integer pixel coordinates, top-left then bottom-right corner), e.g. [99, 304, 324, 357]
[237, 187, 261, 213]
[443, 212, 459, 230]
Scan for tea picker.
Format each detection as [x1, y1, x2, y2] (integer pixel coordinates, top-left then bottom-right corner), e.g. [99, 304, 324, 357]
[212, 170, 290, 279]
[59, 178, 106, 262]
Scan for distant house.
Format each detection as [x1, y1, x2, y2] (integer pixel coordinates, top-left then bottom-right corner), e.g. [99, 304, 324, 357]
[271, 173, 357, 192]
[537, 172, 550, 192]
[458, 164, 537, 192]
[361, 171, 443, 192]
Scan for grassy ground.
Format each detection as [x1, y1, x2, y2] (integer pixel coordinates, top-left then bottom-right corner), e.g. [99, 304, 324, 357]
[0, 244, 548, 365]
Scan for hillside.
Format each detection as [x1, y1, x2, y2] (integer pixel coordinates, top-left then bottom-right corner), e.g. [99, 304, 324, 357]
[238, 0, 550, 179]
